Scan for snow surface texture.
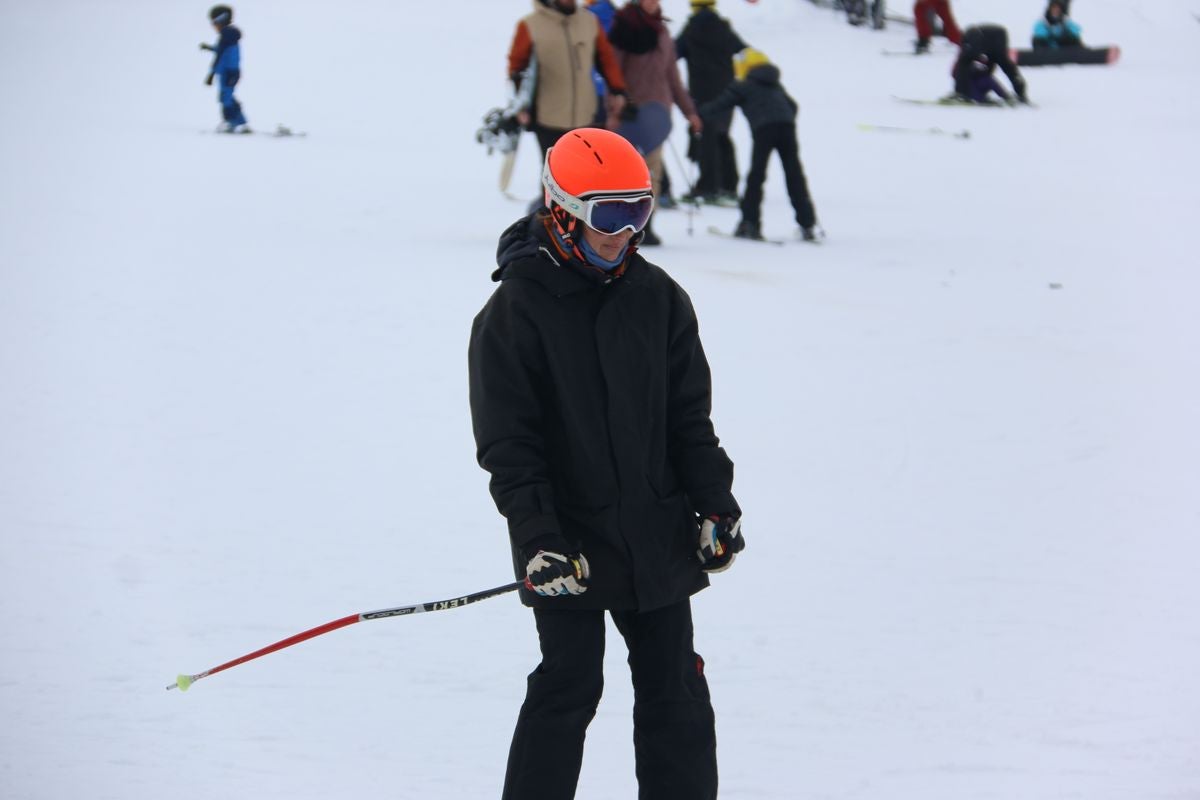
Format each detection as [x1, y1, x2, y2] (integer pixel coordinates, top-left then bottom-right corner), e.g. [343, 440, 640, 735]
[2, 1, 1198, 798]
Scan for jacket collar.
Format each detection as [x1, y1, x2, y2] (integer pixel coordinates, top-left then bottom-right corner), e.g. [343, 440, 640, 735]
[493, 214, 643, 295]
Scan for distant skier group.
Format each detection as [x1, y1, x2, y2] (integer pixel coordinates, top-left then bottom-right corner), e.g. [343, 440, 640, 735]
[830, 0, 1107, 103]
[502, 0, 821, 245]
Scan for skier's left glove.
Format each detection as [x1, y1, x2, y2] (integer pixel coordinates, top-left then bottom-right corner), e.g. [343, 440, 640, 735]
[1014, 77, 1030, 104]
[697, 514, 745, 573]
[199, 42, 214, 51]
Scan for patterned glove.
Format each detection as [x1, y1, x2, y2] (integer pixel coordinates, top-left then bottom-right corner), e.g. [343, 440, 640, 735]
[697, 515, 745, 573]
[525, 549, 590, 597]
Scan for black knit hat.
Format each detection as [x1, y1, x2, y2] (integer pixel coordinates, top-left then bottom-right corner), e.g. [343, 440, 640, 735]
[208, 5, 233, 25]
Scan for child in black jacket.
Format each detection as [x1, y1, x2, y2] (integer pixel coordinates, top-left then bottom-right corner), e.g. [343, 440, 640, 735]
[700, 48, 820, 241]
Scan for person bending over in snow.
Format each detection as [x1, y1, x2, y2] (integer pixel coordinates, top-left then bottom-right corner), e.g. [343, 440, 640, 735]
[698, 48, 821, 242]
[953, 53, 1017, 105]
[951, 24, 1029, 106]
[1032, 1, 1083, 49]
[470, 127, 745, 800]
[200, 5, 249, 133]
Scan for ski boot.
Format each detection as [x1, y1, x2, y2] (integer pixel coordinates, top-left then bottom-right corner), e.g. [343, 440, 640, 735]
[711, 192, 740, 209]
[914, 38, 931, 54]
[798, 224, 825, 243]
[640, 216, 662, 246]
[733, 220, 763, 241]
[870, 0, 886, 29]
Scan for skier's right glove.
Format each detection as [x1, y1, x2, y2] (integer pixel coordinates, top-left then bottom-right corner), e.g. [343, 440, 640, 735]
[524, 538, 590, 597]
[697, 514, 745, 573]
[199, 42, 214, 51]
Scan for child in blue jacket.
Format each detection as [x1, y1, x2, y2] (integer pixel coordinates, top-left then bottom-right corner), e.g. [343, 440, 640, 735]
[200, 5, 250, 133]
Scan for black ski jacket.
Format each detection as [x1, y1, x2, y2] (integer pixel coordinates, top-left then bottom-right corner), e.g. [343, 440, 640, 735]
[469, 215, 739, 611]
[675, 9, 746, 104]
[698, 63, 798, 133]
[954, 24, 1027, 100]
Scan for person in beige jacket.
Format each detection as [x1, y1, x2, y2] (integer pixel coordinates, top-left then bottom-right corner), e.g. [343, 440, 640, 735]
[508, 0, 629, 156]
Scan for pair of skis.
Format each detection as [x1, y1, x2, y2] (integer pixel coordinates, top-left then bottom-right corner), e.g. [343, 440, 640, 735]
[892, 95, 1037, 109]
[706, 225, 824, 247]
[203, 123, 307, 138]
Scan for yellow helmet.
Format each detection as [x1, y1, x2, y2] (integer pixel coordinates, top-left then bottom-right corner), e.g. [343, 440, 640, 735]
[733, 48, 770, 80]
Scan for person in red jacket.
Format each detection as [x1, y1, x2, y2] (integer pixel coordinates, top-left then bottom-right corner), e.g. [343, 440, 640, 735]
[914, 0, 962, 53]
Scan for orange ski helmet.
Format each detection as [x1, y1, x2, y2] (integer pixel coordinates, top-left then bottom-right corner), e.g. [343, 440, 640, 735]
[542, 128, 654, 248]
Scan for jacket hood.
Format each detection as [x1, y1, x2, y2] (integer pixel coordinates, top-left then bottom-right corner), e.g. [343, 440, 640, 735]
[494, 215, 546, 280]
[684, 8, 728, 45]
[493, 213, 641, 291]
[746, 63, 781, 86]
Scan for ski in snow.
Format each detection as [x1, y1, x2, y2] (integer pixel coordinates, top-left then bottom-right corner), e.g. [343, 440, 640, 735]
[202, 123, 307, 137]
[706, 225, 825, 246]
[892, 95, 1023, 108]
[707, 225, 786, 246]
[858, 122, 971, 139]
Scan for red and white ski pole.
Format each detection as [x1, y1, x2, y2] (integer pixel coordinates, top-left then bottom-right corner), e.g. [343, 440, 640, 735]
[166, 579, 525, 692]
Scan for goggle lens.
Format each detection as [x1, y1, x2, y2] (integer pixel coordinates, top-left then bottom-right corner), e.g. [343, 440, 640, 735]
[586, 195, 654, 234]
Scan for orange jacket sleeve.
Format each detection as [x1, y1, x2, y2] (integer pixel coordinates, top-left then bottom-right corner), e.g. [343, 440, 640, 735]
[507, 21, 534, 81]
[594, 28, 627, 94]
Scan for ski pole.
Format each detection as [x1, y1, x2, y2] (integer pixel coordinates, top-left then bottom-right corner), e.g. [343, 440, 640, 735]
[166, 579, 525, 692]
[857, 122, 971, 139]
[665, 135, 700, 236]
[666, 135, 701, 202]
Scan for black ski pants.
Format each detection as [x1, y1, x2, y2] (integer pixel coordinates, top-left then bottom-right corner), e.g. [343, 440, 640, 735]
[740, 121, 818, 229]
[535, 124, 570, 157]
[691, 109, 739, 198]
[501, 599, 717, 800]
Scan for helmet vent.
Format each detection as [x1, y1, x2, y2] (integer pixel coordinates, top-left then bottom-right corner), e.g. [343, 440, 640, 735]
[571, 132, 605, 165]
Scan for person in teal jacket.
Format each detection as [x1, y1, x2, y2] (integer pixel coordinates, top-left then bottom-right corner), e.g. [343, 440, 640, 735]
[1032, 1, 1082, 49]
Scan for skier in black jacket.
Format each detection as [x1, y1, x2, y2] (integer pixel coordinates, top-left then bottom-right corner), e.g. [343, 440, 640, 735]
[469, 127, 744, 800]
[952, 24, 1029, 104]
[699, 48, 820, 241]
[675, 0, 747, 205]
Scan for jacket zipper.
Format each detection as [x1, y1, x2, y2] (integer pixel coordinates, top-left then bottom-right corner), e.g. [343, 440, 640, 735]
[562, 20, 579, 125]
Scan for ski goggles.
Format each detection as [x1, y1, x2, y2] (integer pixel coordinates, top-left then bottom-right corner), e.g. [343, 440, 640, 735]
[542, 154, 654, 235]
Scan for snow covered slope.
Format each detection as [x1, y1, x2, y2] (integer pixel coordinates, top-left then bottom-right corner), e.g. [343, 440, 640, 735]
[1, 1, 1197, 798]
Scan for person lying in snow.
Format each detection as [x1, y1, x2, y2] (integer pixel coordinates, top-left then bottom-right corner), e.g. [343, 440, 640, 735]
[1032, 0, 1083, 49]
